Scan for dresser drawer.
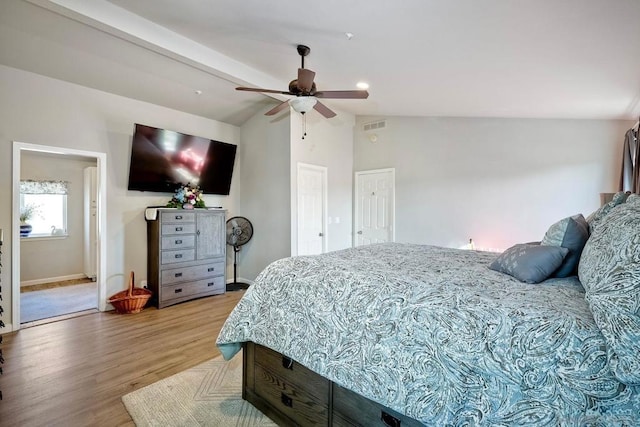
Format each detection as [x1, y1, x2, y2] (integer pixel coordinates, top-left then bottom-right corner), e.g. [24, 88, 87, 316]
[161, 276, 225, 301]
[161, 223, 196, 235]
[254, 364, 328, 426]
[333, 384, 423, 427]
[161, 248, 196, 264]
[254, 344, 329, 403]
[161, 235, 195, 250]
[160, 261, 225, 285]
[161, 211, 196, 223]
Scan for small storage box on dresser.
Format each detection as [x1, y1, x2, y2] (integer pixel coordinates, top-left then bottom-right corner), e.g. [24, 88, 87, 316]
[146, 208, 226, 308]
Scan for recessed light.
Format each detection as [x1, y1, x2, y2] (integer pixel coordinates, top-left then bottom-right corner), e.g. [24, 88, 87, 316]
[345, 32, 354, 40]
[356, 82, 369, 90]
[194, 90, 203, 95]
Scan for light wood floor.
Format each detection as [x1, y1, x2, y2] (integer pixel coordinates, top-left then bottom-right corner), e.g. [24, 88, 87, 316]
[0, 291, 245, 427]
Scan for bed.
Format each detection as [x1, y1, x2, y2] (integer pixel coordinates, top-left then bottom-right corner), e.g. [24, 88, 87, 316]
[217, 194, 640, 426]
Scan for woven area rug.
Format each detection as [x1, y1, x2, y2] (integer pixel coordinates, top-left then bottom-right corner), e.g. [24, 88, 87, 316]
[122, 351, 276, 426]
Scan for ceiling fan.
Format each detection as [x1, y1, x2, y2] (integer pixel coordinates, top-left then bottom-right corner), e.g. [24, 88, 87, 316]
[236, 45, 369, 119]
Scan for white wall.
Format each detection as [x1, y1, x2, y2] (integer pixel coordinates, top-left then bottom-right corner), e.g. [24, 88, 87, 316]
[0, 64, 240, 328]
[238, 109, 291, 281]
[20, 151, 96, 284]
[237, 107, 356, 282]
[290, 111, 355, 254]
[354, 116, 632, 251]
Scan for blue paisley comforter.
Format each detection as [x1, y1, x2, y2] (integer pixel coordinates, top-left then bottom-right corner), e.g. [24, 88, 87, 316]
[216, 243, 640, 426]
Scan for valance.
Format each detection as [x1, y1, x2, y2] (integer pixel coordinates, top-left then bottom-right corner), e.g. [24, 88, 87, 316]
[20, 180, 69, 195]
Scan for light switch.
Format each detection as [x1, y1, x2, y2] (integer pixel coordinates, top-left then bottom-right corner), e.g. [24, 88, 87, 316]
[335, 217, 340, 224]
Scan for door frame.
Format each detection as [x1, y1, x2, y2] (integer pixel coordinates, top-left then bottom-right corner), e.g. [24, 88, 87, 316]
[295, 162, 328, 256]
[11, 142, 108, 331]
[354, 168, 396, 247]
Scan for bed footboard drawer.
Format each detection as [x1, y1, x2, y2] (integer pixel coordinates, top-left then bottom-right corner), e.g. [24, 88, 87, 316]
[254, 344, 330, 401]
[254, 364, 328, 426]
[333, 383, 423, 427]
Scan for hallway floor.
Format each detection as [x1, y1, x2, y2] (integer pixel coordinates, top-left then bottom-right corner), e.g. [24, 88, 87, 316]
[21, 281, 97, 324]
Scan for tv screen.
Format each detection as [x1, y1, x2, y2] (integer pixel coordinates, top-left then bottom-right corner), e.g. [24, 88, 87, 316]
[127, 124, 237, 195]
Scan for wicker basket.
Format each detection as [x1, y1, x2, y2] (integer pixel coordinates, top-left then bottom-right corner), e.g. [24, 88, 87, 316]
[108, 271, 152, 314]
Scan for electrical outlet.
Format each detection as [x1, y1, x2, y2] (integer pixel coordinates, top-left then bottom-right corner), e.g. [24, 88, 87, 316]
[141, 280, 148, 289]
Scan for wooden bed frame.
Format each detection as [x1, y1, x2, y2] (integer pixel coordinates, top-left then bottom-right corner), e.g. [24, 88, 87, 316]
[242, 341, 423, 426]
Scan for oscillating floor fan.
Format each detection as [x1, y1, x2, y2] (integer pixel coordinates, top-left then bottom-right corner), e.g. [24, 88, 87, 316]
[226, 216, 254, 291]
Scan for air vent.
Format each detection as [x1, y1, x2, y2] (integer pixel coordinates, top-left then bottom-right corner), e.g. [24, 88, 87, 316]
[363, 120, 387, 132]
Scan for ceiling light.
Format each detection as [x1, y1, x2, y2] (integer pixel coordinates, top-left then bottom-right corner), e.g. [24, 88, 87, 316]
[194, 90, 203, 95]
[290, 97, 317, 114]
[345, 32, 354, 40]
[356, 82, 369, 90]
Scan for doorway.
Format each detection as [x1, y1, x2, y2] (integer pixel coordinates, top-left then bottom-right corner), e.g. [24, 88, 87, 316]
[12, 142, 107, 330]
[296, 163, 327, 256]
[354, 168, 395, 246]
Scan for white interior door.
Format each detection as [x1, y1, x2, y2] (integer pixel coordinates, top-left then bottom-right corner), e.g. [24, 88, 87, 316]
[355, 168, 395, 246]
[84, 166, 97, 280]
[297, 163, 327, 256]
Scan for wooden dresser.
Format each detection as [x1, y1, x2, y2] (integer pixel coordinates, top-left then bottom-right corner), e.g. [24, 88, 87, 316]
[146, 208, 226, 308]
[243, 342, 423, 427]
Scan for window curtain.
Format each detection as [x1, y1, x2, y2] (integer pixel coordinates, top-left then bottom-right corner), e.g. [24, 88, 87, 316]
[20, 180, 69, 195]
[619, 126, 639, 194]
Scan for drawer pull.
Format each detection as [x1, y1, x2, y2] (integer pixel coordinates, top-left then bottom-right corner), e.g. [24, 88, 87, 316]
[280, 392, 292, 408]
[207, 282, 215, 287]
[175, 288, 183, 294]
[207, 267, 215, 272]
[174, 272, 182, 278]
[175, 227, 183, 232]
[175, 215, 183, 220]
[175, 239, 182, 244]
[175, 254, 183, 259]
[381, 411, 401, 427]
[282, 356, 294, 370]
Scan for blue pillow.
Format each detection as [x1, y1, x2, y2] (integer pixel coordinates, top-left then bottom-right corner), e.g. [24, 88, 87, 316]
[541, 214, 589, 277]
[489, 243, 569, 284]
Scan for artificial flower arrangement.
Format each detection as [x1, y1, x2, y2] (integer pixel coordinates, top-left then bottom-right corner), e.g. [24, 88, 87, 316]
[166, 183, 206, 209]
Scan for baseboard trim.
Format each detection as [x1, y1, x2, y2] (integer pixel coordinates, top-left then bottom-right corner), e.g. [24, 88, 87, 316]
[21, 273, 88, 287]
[227, 277, 255, 286]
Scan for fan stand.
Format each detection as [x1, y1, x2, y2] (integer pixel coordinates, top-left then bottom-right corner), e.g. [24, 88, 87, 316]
[226, 245, 249, 291]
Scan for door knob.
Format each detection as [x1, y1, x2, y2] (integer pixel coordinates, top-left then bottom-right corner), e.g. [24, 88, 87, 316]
[357, 231, 363, 234]
[318, 232, 323, 237]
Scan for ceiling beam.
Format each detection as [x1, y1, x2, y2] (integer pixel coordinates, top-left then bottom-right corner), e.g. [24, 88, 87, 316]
[24, 0, 287, 100]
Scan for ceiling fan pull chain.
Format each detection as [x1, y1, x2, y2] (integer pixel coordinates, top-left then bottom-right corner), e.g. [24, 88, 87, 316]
[302, 113, 307, 140]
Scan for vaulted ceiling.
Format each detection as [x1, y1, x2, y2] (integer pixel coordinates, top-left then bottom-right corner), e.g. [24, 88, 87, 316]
[1, 0, 639, 126]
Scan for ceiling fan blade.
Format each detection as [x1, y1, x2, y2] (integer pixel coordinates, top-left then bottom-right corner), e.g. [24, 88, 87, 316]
[265, 100, 290, 116]
[315, 90, 369, 99]
[236, 87, 292, 95]
[313, 101, 337, 118]
[297, 68, 316, 92]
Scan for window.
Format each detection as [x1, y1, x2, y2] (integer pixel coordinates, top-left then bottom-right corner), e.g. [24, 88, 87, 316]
[20, 180, 68, 237]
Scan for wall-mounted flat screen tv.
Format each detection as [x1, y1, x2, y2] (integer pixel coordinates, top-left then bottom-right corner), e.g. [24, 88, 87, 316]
[127, 124, 237, 195]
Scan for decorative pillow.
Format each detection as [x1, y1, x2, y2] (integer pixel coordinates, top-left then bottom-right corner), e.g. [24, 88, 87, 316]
[541, 214, 589, 277]
[489, 243, 569, 284]
[585, 191, 630, 233]
[578, 194, 640, 385]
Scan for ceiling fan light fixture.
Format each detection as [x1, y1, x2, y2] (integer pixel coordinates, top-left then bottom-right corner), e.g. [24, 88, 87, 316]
[290, 96, 317, 114]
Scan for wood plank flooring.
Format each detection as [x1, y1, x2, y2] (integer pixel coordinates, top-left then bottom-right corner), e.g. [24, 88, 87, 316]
[0, 291, 245, 427]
